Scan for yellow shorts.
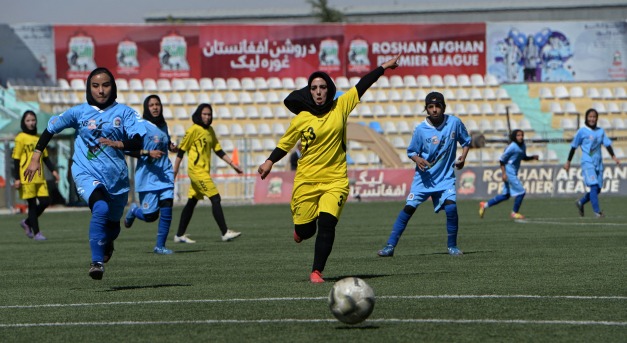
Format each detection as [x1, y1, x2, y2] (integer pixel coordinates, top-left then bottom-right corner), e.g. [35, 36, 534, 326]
[188, 174, 219, 200]
[19, 182, 49, 200]
[290, 178, 349, 225]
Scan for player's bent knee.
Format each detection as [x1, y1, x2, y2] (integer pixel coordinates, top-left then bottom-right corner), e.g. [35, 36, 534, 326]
[403, 205, 417, 215]
[143, 211, 160, 222]
[295, 221, 317, 239]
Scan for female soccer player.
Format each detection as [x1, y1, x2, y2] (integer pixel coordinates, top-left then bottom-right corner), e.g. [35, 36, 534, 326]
[24, 67, 146, 280]
[258, 54, 401, 283]
[172, 103, 243, 243]
[564, 108, 620, 217]
[479, 129, 539, 220]
[12, 110, 59, 240]
[377, 91, 471, 258]
[124, 95, 177, 255]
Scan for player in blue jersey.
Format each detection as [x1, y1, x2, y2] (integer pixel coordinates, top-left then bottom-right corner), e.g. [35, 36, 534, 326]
[479, 129, 539, 220]
[377, 91, 471, 257]
[24, 67, 146, 280]
[564, 108, 620, 218]
[123, 95, 177, 255]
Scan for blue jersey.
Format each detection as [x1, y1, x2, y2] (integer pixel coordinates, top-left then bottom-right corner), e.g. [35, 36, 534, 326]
[47, 102, 146, 195]
[571, 126, 612, 169]
[500, 142, 528, 177]
[408, 114, 471, 191]
[134, 121, 174, 193]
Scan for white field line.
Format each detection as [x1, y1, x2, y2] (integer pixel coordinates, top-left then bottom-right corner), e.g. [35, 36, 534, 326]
[516, 219, 627, 226]
[0, 318, 625, 328]
[1, 294, 625, 309]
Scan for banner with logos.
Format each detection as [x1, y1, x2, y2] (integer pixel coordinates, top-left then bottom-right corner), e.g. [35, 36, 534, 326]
[253, 164, 627, 204]
[54, 25, 201, 81]
[486, 21, 627, 83]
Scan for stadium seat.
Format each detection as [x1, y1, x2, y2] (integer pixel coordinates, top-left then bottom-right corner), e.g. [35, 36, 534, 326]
[470, 88, 483, 101]
[457, 74, 471, 87]
[258, 106, 273, 120]
[494, 103, 507, 115]
[264, 91, 280, 104]
[129, 79, 143, 92]
[127, 93, 142, 105]
[353, 152, 368, 165]
[480, 103, 495, 115]
[547, 149, 559, 162]
[612, 118, 626, 130]
[232, 107, 246, 120]
[470, 74, 485, 87]
[598, 118, 611, 128]
[213, 78, 227, 91]
[258, 123, 272, 135]
[172, 124, 186, 137]
[214, 123, 230, 137]
[561, 118, 577, 131]
[465, 119, 479, 131]
[564, 101, 578, 114]
[600, 88, 614, 99]
[254, 77, 269, 90]
[187, 78, 200, 91]
[274, 106, 288, 119]
[251, 92, 266, 104]
[479, 119, 493, 132]
[115, 78, 128, 92]
[241, 77, 256, 91]
[295, 77, 308, 89]
[216, 107, 232, 120]
[245, 106, 260, 119]
[143, 78, 158, 92]
[496, 88, 510, 100]
[401, 89, 416, 102]
[157, 79, 172, 92]
[224, 92, 238, 105]
[454, 103, 467, 116]
[180, 92, 195, 105]
[403, 75, 418, 88]
[57, 78, 70, 90]
[388, 90, 402, 102]
[37, 91, 52, 104]
[350, 140, 364, 150]
[240, 92, 253, 105]
[359, 105, 373, 118]
[483, 88, 496, 100]
[550, 102, 564, 114]
[399, 104, 413, 117]
[484, 74, 499, 86]
[509, 102, 521, 114]
[163, 107, 173, 119]
[227, 78, 242, 91]
[374, 75, 390, 88]
[267, 77, 282, 90]
[466, 150, 479, 163]
[467, 103, 481, 116]
[175, 107, 188, 119]
[430, 75, 444, 88]
[455, 89, 469, 101]
[539, 87, 553, 99]
[199, 78, 214, 91]
[231, 123, 244, 136]
[383, 121, 397, 135]
[220, 138, 234, 152]
[360, 90, 375, 103]
[249, 138, 263, 151]
[397, 121, 412, 134]
[210, 93, 225, 105]
[613, 87, 627, 99]
[389, 75, 404, 88]
[622, 102, 627, 114]
[386, 104, 400, 117]
[416, 75, 431, 88]
[591, 101, 607, 114]
[443, 74, 458, 87]
[70, 79, 85, 90]
[372, 104, 385, 117]
[608, 102, 620, 114]
[172, 79, 186, 92]
[443, 89, 456, 101]
[197, 93, 210, 104]
[492, 119, 506, 132]
[335, 76, 350, 89]
[262, 138, 276, 151]
[167, 93, 182, 107]
[614, 147, 625, 158]
[391, 136, 406, 149]
[569, 86, 584, 98]
[416, 89, 428, 102]
[587, 87, 601, 99]
[272, 123, 285, 135]
[374, 90, 388, 102]
[554, 86, 569, 99]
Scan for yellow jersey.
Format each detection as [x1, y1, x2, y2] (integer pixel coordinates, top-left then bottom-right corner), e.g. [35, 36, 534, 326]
[13, 132, 48, 184]
[277, 87, 359, 183]
[179, 124, 222, 178]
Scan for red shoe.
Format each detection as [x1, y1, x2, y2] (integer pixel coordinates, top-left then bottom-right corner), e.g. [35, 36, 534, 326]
[310, 270, 324, 283]
[293, 230, 302, 243]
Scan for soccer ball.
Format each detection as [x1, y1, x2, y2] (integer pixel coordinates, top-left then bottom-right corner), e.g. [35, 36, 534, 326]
[328, 277, 375, 324]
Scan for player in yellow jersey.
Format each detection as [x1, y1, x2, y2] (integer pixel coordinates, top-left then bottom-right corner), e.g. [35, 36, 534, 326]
[12, 111, 59, 240]
[258, 53, 401, 283]
[173, 103, 243, 243]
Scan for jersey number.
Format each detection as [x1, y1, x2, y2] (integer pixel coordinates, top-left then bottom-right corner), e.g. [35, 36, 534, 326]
[301, 127, 316, 151]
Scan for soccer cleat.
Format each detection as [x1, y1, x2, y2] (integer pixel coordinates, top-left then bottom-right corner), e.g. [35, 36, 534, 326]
[221, 229, 241, 242]
[153, 246, 174, 255]
[377, 244, 395, 257]
[20, 220, 34, 239]
[103, 241, 114, 263]
[174, 235, 196, 243]
[310, 270, 324, 283]
[33, 232, 47, 241]
[293, 230, 302, 243]
[575, 201, 584, 217]
[594, 211, 605, 218]
[447, 246, 464, 256]
[511, 212, 525, 220]
[124, 203, 138, 228]
[89, 262, 104, 280]
[479, 202, 486, 219]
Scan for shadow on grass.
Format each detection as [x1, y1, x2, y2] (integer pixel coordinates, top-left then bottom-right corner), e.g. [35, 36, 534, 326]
[325, 274, 390, 283]
[335, 324, 380, 330]
[102, 283, 193, 292]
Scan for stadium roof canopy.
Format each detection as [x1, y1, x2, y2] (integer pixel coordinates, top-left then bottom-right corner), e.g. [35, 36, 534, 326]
[144, 0, 627, 24]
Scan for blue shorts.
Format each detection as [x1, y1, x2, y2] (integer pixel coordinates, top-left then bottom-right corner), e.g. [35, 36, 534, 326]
[138, 188, 174, 214]
[502, 173, 525, 197]
[581, 165, 602, 187]
[73, 169, 128, 221]
[406, 178, 457, 213]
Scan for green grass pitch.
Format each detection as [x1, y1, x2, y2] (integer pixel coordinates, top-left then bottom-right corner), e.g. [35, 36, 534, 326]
[1, 197, 626, 342]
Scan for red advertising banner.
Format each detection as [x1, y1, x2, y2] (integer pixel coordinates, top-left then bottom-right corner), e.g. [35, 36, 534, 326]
[253, 168, 412, 205]
[344, 23, 487, 78]
[199, 25, 346, 79]
[54, 25, 201, 81]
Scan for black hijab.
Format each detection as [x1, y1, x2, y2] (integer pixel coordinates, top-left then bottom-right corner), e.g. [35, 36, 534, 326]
[509, 129, 524, 147]
[143, 94, 166, 127]
[20, 110, 37, 135]
[584, 108, 598, 129]
[191, 103, 213, 128]
[86, 67, 117, 110]
[284, 71, 337, 116]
